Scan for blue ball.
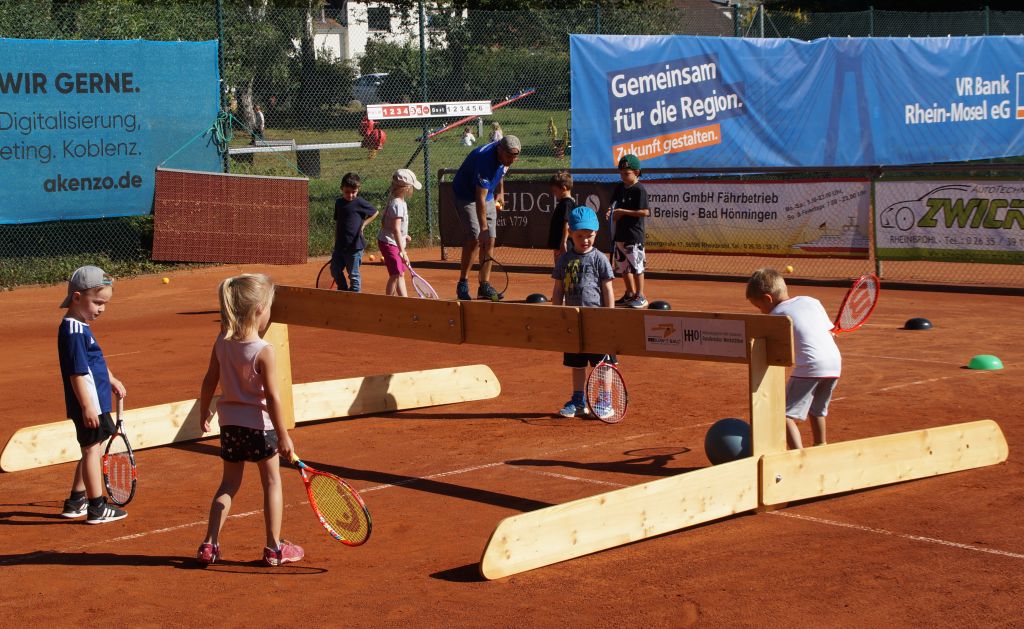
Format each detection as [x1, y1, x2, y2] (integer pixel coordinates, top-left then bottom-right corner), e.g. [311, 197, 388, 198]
[704, 418, 752, 465]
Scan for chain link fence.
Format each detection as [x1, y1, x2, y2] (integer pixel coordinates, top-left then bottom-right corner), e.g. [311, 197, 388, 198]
[2, 1, 1023, 289]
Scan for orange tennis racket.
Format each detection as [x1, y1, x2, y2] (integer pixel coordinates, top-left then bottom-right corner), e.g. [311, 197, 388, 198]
[291, 453, 371, 546]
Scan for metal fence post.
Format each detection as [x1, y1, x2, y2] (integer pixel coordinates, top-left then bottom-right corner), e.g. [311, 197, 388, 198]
[595, 4, 601, 35]
[733, 4, 740, 38]
[985, 6, 990, 35]
[869, 6, 874, 37]
[216, 0, 228, 173]
[419, 0, 432, 242]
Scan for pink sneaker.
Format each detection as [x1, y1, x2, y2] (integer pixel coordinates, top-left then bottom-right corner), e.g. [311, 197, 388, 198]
[196, 542, 220, 566]
[263, 540, 304, 566]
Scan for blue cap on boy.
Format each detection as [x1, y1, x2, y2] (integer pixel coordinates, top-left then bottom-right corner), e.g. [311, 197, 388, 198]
[568, 206, 599, 231]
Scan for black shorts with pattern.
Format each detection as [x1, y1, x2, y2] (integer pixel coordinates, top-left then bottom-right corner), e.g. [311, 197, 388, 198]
[220, 425, 279, 463]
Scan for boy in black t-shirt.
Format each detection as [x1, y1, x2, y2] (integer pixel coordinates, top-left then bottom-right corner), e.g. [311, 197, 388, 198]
[546, 171, 575, 263]
[607, 154, 651, 308]
[332, 172, 379, 292]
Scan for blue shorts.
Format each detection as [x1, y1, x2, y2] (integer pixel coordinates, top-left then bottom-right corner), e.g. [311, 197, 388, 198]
[785, 377, 838, 420]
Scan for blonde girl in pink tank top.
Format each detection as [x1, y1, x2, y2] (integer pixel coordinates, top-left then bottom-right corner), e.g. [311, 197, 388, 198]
[195, 273, 303, 567]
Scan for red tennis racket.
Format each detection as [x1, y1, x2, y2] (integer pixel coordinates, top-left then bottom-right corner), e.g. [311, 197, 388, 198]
[291, 453, 371, 546]
[832, 274, 880, 334]
[102, 397, 137, 506]
[585, 355, 628, 424]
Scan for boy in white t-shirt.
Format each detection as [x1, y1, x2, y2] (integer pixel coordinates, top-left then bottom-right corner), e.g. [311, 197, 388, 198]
[746, 268, 841, 449]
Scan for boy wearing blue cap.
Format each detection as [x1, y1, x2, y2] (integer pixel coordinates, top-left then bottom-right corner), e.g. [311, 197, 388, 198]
[551, 206, 617, 419]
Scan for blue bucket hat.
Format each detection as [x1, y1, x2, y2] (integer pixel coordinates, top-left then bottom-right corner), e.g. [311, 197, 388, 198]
[568, 206, 599, 231]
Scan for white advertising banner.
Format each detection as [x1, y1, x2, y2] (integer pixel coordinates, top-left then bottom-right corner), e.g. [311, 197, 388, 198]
[875, 180, 1024, 264]
[644, 315, 746, 358]
[367, 101, 492, 120]
[643, 180, 871, 258]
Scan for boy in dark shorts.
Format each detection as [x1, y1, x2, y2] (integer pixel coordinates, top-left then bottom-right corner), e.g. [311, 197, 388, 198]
[552, 206, 617, 419]
[57, 266, 128, 524]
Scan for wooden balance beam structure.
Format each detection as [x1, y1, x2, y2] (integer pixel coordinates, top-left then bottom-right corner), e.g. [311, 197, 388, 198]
[267, 286, 1008, 580]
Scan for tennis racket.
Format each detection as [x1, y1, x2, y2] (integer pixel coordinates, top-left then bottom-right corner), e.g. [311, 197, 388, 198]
[291, 453, 372, 546]
[483, 255, 510, 302]
[102, 397, 137, 506]
[407, 262, 439, 299]
[832, 273, 880, 334]
[585, 355, 628, 424]
[315, 261, 335, 289]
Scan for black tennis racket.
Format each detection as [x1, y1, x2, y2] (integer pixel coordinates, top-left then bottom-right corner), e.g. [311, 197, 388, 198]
[316, 261, 335, 290]
[483, 255, 510, 302]
[102, 397, 137, 506]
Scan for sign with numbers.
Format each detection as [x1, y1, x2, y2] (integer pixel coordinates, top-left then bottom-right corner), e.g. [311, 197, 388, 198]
[367, 101, 492, 121]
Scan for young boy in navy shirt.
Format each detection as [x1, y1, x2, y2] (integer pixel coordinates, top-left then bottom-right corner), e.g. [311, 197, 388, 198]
[332, 172, 379, 292]
[57, 265, 128, 524]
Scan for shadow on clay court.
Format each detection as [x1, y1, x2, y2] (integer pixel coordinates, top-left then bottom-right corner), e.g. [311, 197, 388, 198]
[506, 447, 698, 478]
[169, 442, 554, 512]
[0, 549, 325, 573]
[390, 411, 557, 422]
[1, 501, 74, 526]
[430, 562, 486, 583]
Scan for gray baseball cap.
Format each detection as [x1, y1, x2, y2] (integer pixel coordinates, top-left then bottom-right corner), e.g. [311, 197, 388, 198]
[499, 135, 521, 153]
[60, 265, 113, 308]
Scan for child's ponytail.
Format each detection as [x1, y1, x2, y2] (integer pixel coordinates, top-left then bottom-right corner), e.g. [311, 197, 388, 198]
[218, 274, 275, 340]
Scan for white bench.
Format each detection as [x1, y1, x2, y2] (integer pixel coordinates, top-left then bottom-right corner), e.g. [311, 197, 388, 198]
[228, 140, 362, 176]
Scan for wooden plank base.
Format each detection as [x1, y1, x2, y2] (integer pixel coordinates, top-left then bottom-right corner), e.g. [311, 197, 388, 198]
[760, 420, 1009, 506]
[480, 457, 758, 580]
[0, 364, 500, 472]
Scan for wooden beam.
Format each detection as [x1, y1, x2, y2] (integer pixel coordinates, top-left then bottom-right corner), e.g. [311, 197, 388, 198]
[749, 337, 787, 459]
[0, 365, 500, 472]
[262, 322, 296, 429]
[760, 420, 1010, 506]
[580, 308, 793, 365]
[271, 286, 463, 344]
[462, 301, 581, 352]
[479, 457, 759, 580]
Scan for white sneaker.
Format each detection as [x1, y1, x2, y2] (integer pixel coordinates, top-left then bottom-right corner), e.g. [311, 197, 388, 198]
[627, 295, 649, 309]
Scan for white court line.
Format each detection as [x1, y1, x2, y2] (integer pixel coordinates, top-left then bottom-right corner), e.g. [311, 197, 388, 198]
[768, 511, 1024, 560]
[15, 350, 143, 371]
[844, 352, 956, 366]
[831, 375, 961, 402]
[511, 467, 629, 488]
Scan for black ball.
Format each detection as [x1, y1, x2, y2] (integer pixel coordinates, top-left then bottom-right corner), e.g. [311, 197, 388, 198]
[904, 317, 933, 330]
[648, 300, 672, 310]
[525, 293, 548, 304]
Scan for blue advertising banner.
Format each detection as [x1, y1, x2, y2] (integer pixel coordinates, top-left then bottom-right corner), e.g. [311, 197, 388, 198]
[0, 39, 220, 224]
[570, 34, 1024, 169]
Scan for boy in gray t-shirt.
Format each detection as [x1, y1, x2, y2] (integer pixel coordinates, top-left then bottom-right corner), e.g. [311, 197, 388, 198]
[552, 206, 616, 419]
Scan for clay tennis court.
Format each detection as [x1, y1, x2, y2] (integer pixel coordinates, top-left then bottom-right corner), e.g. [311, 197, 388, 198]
[1, 256, 1021, 627]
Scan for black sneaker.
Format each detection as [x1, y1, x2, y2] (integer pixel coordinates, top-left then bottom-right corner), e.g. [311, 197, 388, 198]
[60, 497, 88, 518]
[86, 499, 127, 525]
[614, 293, 634, 306]
[477, 282, 502, 301]
[456, 279, 472, 301]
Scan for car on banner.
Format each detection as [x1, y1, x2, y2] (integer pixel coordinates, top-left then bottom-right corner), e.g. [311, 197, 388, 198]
[353, 73, 388, 105]
[878, 184, 971, 232]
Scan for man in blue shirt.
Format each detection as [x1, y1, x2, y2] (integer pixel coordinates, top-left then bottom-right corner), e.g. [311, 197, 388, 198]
[450, 135, 521, 300]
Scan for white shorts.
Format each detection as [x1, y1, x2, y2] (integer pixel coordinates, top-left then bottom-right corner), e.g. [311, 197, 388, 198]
[612, 242, 645, 276]
[785, 377, 838, 420]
